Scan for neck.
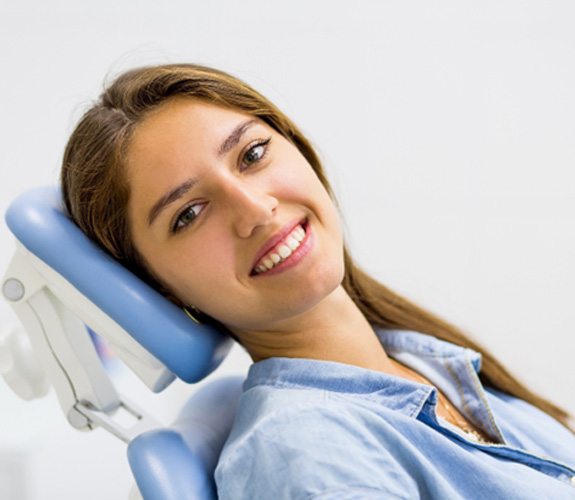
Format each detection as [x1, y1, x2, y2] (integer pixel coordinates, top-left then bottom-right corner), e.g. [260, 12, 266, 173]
[233, 285, 397, 374]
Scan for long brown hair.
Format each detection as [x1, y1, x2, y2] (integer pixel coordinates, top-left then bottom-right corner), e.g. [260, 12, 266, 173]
[61, 63, 574, 433]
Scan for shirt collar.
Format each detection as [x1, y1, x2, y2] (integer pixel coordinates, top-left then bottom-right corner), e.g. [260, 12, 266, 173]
[243, 327, 483, 417]
[376, 328, 483, 374]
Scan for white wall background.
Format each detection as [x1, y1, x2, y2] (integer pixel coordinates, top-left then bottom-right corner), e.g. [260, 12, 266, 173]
[1, 0, 574, 498]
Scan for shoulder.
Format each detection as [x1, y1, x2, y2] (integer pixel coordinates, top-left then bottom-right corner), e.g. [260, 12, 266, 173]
[214, 389, 417, 500]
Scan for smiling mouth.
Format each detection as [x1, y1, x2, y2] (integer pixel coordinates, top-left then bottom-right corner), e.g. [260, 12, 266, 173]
[250, 219, 309, 276]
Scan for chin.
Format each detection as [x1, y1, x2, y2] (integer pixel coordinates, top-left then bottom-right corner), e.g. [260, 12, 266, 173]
[289, 261, 345, 312]
[213, 258, 345, 333]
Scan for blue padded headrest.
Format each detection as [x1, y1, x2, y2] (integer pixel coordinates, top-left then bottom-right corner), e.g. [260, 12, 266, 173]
[5, 186, 233, 383]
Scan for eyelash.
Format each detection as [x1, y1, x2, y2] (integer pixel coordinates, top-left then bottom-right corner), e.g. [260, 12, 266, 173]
[171, 136, 272, 233]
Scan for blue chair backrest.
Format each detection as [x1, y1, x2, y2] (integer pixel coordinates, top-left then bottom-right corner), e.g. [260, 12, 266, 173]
[5, 186, 234, 384]
[128, 375, 245, 500]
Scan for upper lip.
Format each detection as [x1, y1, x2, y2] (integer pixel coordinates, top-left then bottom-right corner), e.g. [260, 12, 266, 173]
[250, 216, 307, 273]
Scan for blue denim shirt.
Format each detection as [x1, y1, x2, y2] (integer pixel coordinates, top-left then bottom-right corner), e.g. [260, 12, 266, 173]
[214, 328, 575, 499]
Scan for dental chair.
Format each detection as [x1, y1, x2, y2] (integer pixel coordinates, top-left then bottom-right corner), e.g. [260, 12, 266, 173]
[0, 186, 245, 499]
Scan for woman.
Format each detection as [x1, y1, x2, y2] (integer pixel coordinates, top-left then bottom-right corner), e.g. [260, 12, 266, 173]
[61, 63, 575, 499]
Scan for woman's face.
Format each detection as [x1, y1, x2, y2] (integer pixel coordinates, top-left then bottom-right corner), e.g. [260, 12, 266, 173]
[126, 97, 345, 334]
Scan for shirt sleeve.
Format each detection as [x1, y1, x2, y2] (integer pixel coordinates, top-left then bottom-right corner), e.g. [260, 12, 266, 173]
[214, 402, 417, 500]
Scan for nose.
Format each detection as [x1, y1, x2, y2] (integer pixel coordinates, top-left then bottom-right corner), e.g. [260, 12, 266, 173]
[225, 180, 278, 238]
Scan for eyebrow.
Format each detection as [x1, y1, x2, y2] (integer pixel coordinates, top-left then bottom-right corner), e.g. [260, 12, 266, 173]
[148, 177, 198, 226]
[147, 118, 259, 226]
[217, 118, 258, 158]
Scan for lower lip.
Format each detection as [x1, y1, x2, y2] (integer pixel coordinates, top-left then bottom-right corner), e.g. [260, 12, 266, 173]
[251, 221, 314, 278]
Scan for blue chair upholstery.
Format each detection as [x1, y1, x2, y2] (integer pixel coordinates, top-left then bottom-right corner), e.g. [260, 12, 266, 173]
[5, 186, 234, 384]
[128, 375, 244, 500]
[3, 186, 246, 498]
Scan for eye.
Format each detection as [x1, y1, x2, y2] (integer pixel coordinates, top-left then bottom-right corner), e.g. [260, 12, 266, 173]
[241, 137, 271, 170]
[172, 202, 205, 233]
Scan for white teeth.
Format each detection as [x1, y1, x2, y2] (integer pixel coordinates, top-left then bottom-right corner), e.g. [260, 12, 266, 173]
[286, 236, 299, 250]
[253, 222, 308, 275]
[270, 253, 281, 264]
[263, 258, 274, 269]
[278, 245, 292, 258]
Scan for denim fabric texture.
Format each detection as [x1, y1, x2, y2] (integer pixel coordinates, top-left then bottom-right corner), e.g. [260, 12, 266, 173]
[215, 328, 575, 499]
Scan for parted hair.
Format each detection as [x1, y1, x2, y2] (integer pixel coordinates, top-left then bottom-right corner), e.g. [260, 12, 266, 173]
[61, 63, 574, 433]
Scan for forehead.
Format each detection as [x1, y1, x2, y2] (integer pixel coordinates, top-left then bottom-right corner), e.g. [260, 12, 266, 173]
[126, 98, 256, 183]
[128, 98, 253, 158]
[125, 98, 267, 219]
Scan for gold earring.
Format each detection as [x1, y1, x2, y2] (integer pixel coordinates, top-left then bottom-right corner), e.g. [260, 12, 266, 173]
[183, 305, 204, 325]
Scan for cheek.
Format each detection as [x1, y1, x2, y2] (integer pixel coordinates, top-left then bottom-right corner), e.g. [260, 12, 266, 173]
[160, 231, 236, 301]
[268, 159, 327, 205]
[266, 166, 301, 194]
